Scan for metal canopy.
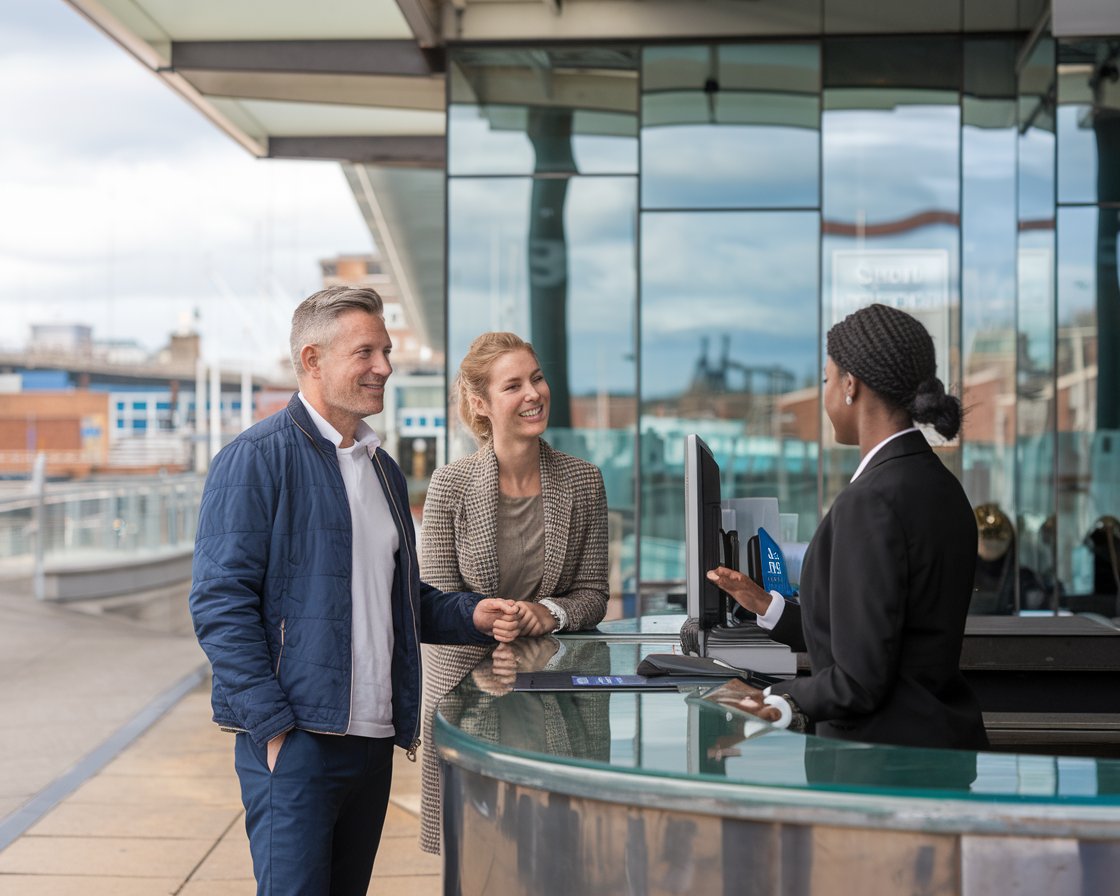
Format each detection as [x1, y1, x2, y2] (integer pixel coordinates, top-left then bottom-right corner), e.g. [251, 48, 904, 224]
[64, 0, 452, 347]
[61, 0, 1066, 352]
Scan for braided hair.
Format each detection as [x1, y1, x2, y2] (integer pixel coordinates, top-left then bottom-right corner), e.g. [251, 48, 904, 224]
[826, 303, 961, 439]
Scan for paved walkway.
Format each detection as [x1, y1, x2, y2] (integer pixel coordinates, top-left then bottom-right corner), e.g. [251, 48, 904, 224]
[0, 579, 440, 895]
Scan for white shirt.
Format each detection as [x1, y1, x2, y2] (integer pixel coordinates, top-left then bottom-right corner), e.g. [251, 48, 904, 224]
[755, 427, 919, 630]
[299, 393, 398, 738]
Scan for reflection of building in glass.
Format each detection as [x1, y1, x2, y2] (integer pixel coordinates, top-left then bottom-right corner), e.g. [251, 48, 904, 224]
[644, 336, 795, 426]
[65, 3, 1120, 617]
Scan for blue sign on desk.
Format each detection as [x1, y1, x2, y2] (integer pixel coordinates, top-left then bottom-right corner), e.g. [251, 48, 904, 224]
[573, 675, 646, 687]
[758, 527, 796, 597]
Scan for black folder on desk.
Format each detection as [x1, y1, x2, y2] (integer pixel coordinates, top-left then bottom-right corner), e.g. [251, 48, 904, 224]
[638, 653, 783, 689]
[512, 671, 725, 692]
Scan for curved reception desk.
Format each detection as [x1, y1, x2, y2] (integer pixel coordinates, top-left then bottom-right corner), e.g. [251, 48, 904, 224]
[434, 625, 1120, 896]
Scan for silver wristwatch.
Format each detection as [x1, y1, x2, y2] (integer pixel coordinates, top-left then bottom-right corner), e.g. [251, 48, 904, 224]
[538, 599, 565, 633]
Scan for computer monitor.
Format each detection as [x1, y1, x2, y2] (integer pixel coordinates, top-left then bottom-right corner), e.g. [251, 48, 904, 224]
[685, 434, 724, 630]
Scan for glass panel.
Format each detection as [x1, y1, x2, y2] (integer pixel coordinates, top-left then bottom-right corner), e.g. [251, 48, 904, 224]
[961, 39, 1024, 614]
[1056, 38, 1120, 617]
[1056, 206, 1112, 611]
[446, 176, 638, 617]
[1057, 41, 1120, 205]
[641, 43, 819, 209]
[438, 631, 1120, 803]
[448, 47, 639, 176]
[1016, 36, 1058, 610]
[821, 38, 962, 506]
[639, 211, 820, 596]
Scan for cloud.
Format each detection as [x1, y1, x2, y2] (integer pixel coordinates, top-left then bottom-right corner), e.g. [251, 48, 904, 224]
[0, 2, 374, 369]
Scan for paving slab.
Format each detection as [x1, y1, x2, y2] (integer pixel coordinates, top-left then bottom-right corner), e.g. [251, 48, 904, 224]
[0, 834, 212, 879]
[0, 582, 207, 839]
[0, 579, 446, 895]
[0, 874, 182, 895]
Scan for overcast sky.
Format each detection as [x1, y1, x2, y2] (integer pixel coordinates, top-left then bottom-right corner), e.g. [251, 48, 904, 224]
[0, 0, 374, 372]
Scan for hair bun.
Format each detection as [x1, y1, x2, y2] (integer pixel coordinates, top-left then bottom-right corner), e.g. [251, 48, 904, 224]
[909, 377, 960, 439]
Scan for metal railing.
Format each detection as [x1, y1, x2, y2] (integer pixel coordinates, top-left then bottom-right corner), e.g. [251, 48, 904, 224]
[0, 472, 205, 598]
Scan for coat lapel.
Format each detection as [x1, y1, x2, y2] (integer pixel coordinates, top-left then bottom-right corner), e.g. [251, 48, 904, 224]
[538, 441, 572, 599]
[461, 447, 501, 595]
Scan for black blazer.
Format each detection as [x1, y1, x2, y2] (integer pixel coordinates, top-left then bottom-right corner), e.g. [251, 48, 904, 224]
[772, 431, 988, 751]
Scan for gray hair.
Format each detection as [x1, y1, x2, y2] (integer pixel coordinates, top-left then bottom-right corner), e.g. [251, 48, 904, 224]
[289, 286, 384, 377]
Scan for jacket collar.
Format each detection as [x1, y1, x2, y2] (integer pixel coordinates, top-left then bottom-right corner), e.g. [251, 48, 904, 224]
[286, 392, 336, 454]
[287, 392, 411, 556]
[860, 428, 932, 477]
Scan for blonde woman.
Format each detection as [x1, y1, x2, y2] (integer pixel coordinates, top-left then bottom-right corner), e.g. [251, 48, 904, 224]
[418, 331, 609, 854]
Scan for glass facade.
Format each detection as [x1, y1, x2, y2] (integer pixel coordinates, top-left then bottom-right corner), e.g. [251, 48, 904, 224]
[445, 34, 1120, 620]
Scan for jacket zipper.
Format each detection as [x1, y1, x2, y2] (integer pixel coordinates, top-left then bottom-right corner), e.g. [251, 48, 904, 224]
[374, 451, 422, 762]
[275, 618, 286, 677]
[288, 407, 352, 735]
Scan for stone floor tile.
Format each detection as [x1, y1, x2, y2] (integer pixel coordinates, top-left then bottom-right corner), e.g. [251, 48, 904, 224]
[380, 802, 421, 840]
[0, 835, 211, 880]
[0, 874, 181, 895]
[100, 749, 236, 779]
[390, 793, 422, 818]
[179, 881, 255, 896]
[372, 833, 441, 878]
[188, 824, 253, 882]
[64, 773, 243, 808]
[369, 873, 442, 896]
[27, 801, 242, 840]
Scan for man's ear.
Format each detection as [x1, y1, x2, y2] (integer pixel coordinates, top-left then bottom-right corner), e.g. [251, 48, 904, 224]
[300, 344, 320, 378]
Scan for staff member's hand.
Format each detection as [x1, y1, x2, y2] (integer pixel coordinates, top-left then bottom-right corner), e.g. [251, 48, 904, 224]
[473, 598, 522, 642]
[706, 566, 773, 616]
[732, 685, 786, 725]
[705, 678, 785, 726]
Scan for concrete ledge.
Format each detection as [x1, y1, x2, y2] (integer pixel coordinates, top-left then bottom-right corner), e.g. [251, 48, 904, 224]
[42, 547, 193, 601]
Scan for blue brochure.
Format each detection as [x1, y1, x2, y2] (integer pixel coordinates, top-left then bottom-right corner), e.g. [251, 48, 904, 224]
[757, 526, 796, 598]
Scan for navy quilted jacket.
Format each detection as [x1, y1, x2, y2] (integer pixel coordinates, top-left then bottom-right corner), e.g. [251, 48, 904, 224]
[189, 393, 492, 750]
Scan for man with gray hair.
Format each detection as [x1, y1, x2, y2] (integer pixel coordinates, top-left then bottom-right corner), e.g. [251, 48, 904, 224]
[190, 285, 522, 895]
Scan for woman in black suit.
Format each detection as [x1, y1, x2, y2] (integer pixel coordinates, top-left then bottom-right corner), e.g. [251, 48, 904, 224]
[708, 303, 988, 751]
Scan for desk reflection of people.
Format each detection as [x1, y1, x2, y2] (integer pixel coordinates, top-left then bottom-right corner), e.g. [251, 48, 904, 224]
[707, 304, 988, 753]
[972, 503, 1046, 614]
[698, 680, 978, 791]
[437, 638, 611, 895]
[439, 638, 611, 758]
[418, 332, 609, 854]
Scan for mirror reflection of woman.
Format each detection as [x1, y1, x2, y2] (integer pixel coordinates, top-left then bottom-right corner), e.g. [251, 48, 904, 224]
[708, 304, 988, 752]
[417, 332, 609, 854]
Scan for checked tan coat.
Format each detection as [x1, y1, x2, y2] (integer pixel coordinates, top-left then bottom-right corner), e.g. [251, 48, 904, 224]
[417, 439, 609, 853]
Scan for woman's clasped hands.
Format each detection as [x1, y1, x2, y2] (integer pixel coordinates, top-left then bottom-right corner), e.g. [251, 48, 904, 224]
[483, 599, 557, 642]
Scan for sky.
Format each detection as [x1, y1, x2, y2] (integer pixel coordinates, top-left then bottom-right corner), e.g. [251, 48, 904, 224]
[0, 0, 375, 373]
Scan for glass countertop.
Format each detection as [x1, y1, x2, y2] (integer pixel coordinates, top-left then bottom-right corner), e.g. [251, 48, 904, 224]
[434, 632, 1120, 825]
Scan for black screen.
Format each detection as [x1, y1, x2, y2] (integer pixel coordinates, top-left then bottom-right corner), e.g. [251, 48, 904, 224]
[685, 434, 723, 629]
